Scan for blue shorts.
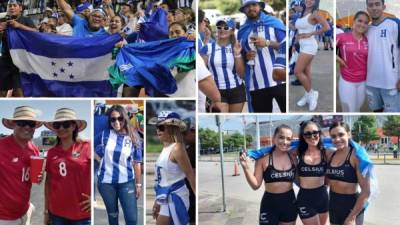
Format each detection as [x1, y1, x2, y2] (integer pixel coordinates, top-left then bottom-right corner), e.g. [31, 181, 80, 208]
[366, 86, 399, 112]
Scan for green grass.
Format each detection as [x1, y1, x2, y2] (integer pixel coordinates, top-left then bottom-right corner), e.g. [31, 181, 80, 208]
[146, 142, 163, 153]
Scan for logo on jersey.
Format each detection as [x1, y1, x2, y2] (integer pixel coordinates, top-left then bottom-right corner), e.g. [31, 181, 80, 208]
[260, 212, 270, 223]
[380, 29, 387, 38]
[124, 139, 132, 147]
[12, 157, 19, 163]
[72, 151, 81, 158]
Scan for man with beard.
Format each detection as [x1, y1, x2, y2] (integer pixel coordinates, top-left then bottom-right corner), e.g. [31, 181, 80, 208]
[365, 0, 400, 112]
[238, 0, 286, 112]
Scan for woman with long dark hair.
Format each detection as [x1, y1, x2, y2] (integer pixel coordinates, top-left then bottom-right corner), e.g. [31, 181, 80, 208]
[200, 18, 246, 112]
[296, 120, 331, 225]
[327, 122, 370, 225]
[44, 108, 91, 225]
[240, 124, 298, 225]
[294, 0, 329, 111]
[94, 105, 142, 225]
[336, 11, 370, 112]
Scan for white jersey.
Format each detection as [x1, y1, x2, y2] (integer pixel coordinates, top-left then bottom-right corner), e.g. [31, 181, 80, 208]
[366, 17, 400, 89]
[200, 42, 244, 90]
[240, 25, 286, 91]
[155, 143, 186, 187]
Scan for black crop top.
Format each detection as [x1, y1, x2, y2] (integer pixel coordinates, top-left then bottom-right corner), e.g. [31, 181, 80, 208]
[263, 151, 296, 183]
[326, 147, 358, 183]
[298, 149, 327, 177]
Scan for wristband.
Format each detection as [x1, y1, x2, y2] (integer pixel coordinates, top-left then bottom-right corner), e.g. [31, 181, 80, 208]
[234, 54, 241, 58]
[136, 183, 142, 187]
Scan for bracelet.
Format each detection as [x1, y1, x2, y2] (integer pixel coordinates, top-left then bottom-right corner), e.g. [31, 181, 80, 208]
[234, 54, 241, 58]
[136, 183, 142, 187]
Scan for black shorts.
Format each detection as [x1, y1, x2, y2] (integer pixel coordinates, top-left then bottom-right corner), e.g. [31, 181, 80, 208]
[259, 190, 297, 225]
[219, 84, 246, 104]
[297, 185, 329, 219]
[250, 84, 286, 113]
[329, 191, 364, 225]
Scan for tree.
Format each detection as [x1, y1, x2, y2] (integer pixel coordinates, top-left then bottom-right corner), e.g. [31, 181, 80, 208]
[199, 128, 219, 149]
[382, 116, 400, 148]
[352, 116, 379, 144]
[217, 0, 241, 15]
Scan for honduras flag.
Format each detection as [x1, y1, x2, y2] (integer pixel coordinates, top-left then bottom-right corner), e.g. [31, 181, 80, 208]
[138, 8, 169, 42]
[8, 28, 121, 97]
[109, 37, 195, 97]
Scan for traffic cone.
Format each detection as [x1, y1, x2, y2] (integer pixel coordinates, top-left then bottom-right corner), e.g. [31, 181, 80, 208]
[232, 160, 240, 176]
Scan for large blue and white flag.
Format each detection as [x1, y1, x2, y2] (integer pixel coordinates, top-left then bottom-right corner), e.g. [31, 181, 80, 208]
[8, 28, 121, 97]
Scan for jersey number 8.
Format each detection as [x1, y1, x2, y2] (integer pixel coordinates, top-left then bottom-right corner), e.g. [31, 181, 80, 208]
[59, 162, 67, 176]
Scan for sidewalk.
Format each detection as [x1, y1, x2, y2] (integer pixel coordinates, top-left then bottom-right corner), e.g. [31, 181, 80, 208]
[289, 48, 334, 112]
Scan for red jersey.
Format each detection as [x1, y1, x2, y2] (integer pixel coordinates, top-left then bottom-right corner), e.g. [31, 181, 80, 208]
[336, 32, 368, 82]
[46, 140, 91, 220]
[0, 135, 38, 220]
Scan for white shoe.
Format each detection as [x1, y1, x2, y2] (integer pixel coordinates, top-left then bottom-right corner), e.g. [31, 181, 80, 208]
[308, 90, 319, 111]
[297, 92, 308, 107]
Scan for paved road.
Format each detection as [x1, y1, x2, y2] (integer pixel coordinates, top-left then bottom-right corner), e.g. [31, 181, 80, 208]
[289, 47, 334, 112]
[199, 161, 400, 225]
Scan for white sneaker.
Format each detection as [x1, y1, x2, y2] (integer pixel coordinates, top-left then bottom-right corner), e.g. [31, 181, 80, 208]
[308, 90, 319, 111]
[297, 92, 309, 107]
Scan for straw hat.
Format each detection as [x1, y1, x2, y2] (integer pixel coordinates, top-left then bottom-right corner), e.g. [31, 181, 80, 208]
[44, 108, 87, 132]
[2, 106, 43, 129]
[148, 111, 187, 131]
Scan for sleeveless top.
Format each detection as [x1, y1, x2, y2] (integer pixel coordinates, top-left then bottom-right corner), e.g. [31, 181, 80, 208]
[326, 147, 358, 183]
[298, 149, 327, 177]
[295, 13, 315, 35]
[263, 151, 296, 183]
[155, 143, 186, 187]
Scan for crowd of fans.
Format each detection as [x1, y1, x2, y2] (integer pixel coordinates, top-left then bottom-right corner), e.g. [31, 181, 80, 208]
[0, 0, 195, 97]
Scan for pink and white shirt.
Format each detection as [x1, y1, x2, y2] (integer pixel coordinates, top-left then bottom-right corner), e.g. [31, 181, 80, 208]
[337, 32, 368, 82]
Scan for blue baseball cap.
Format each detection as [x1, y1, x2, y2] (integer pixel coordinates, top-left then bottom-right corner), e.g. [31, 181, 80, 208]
[76, 2, 93, 13]
[291, 0, 304, 8]
[239, 0, 265, 13]
[148, 111, 187, 131]
[216, 18, 236, 29]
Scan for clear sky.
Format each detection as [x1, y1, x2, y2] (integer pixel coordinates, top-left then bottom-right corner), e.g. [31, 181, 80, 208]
[0, 100, 91, 139]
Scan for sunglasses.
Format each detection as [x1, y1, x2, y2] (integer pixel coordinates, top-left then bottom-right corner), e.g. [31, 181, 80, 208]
[217, 26, 231, 31]
[16, 120, 37, 128]
[110, 116, 124, 123]
[330, 132, 346, 139]
[156, 125, 165, 132]
[53, 121, 74, 130]
[303, 130, 320, 139]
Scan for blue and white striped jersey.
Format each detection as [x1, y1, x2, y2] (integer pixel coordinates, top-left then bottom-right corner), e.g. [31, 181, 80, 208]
[177, 0, 192, 8]
[274, 39, 286, 70]
[95, 129, 142, 184]
[367, 17, 400, 89]
[200, 42, 244, 90]
[240, 25, 285, 91]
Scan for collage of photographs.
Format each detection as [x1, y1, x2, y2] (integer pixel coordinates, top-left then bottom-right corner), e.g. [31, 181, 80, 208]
[0, 0, 399, 225]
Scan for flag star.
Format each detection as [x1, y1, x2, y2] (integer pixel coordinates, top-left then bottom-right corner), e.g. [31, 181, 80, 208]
[67, 61, 73, 67]
[69, 74, 74, 79]
[60, 68, 65, 73]
[53, 72, 58, 77]
[51, 61, 56, 66]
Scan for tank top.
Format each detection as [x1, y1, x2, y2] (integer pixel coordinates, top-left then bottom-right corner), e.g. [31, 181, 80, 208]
[295, 13, 315, 35]
[263, 151, 296, 183]
[298, 149, 327, 177]
[155, 143, 186, 187]
[326, 147, 358, 183]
